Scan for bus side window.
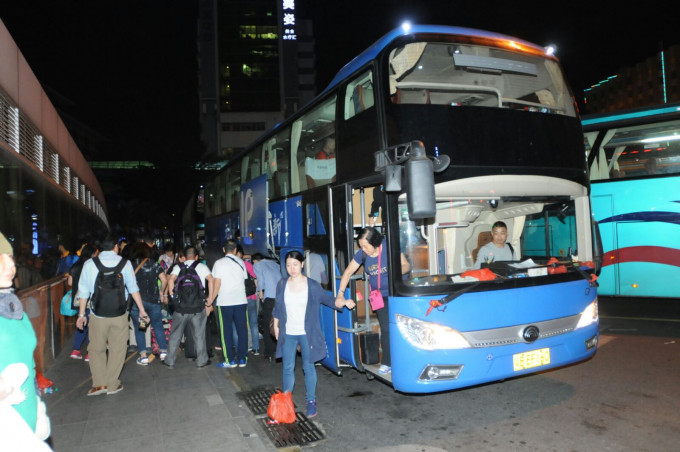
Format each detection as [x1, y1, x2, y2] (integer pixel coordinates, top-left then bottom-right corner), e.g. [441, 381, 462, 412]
[345, 71, 374, 120]
[291, 96, 337, 192]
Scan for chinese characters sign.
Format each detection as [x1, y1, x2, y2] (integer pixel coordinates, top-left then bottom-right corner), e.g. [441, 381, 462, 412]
[282, 0, 296, 40]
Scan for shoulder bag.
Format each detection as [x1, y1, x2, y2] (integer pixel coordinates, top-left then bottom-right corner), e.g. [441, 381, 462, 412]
[367, 245, 384, 311]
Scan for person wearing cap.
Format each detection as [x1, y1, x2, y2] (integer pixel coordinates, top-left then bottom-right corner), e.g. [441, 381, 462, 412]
[0, 231, 51, 449]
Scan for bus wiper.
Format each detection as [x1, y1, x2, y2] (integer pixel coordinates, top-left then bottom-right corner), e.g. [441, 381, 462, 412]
[426, 280, 485, 315]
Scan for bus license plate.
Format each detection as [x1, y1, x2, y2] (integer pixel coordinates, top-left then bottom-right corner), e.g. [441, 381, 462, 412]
[513, 348, 550, 371]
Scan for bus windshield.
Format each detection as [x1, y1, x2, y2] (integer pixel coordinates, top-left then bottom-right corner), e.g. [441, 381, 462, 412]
[388, 41, 576, 117]
[397, 188, 585, 290]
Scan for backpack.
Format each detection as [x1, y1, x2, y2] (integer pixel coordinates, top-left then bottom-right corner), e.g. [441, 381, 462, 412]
[90, 257, 128, 317]
[173, 261, 206, 314]
[228, 256, 257, 297]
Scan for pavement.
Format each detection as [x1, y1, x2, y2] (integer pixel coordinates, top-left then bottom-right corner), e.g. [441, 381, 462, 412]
[42, 343, 280, 452]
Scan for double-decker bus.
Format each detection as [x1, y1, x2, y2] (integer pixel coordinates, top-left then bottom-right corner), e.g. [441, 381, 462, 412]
[584, 102, 680, 298]
[203, 24, 599, 393]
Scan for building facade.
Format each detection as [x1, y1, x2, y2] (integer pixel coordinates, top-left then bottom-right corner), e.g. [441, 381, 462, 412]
[583, 43, 680, 114]
[198, 0, 316, 164]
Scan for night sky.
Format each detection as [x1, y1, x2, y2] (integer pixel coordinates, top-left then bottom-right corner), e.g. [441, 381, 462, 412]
[2, 1, 680, 234]
[3, 1, 680, 164]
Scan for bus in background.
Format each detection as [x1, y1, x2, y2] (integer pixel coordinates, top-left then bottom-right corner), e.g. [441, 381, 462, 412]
[204, 24, 599, 393]
[584, 102, 680, 297]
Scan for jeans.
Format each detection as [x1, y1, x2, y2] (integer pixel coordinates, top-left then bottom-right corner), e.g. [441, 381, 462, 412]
[73, 308, 90, 351]
[217, 304, 247, 362]
[247, 297, 260, 351]
[282, 334, 317, 403]
[165, 310, 208, 367]
[130, 302, 167, 354]
[233, 298, 260, 351]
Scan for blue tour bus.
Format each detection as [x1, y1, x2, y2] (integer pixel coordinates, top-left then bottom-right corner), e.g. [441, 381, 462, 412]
[203, 25, 599, 393]
[584, 102, 680, 298]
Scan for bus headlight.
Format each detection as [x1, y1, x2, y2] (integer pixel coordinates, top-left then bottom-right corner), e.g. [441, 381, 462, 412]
[396, 314, 471, 350]
[575, 299, 599, 329]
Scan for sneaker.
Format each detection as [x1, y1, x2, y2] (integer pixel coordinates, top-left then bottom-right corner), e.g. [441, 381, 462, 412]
[70, 350, 83, 360]
[84, 354, 89, 362]
[378, 365, 391, 374]
[217, 360, 237, 369]
[251, 350, 260, 356]
[214, 345, 222, 351]
[238, 358, 247, 368]
[162, 360, 174, 369]
[196, 359, 212, 368]
[107, 383, 124, 395]
[306, 400, 317, 418]
[159, 352, 167, 361]
[136, 356, 149, 366]
[87, 386, 107, 396]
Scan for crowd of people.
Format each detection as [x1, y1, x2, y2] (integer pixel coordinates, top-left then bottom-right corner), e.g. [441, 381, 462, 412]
[4, 228, 370, 446]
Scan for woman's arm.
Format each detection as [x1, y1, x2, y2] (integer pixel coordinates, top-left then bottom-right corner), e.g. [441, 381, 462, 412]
[335, 259, 361, 302]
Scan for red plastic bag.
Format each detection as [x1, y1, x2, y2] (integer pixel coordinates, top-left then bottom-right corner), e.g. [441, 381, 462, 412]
[460, 268, 497, 281]
[267, 390, 296, 424]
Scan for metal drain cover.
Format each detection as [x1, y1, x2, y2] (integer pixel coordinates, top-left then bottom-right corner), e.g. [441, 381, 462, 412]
[258, 412, 325, 447]
[238, 386, 282, 416]
[238, 387, 325, 447]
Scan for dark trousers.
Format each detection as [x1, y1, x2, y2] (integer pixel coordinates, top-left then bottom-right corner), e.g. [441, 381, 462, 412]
[261, 297, 276, 357]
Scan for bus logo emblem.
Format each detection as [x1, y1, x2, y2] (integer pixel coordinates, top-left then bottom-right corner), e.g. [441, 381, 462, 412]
[522, 326, 540, 343]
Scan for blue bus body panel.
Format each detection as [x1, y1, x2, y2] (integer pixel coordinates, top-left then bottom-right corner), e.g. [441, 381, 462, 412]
[388, 280, 598, 393]
[240, 175, 268, 256]
[591, 177, 680, 297]
[269, 196, 303, 249]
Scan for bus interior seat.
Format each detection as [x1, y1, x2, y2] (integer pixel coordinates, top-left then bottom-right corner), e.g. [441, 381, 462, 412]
[464, 224, 492, 266]
[351, 84, 375, 115]
[471, 231, 493, 263]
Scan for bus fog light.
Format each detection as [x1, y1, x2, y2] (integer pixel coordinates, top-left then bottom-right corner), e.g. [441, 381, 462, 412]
[419, 365, 463, 381]
[585, 335, 598, 350]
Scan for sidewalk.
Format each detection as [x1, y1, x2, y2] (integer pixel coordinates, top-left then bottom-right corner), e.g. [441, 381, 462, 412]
[42, 345, 278, 452]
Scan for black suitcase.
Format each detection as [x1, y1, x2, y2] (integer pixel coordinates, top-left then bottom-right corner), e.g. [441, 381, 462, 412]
[360, 332, 380, 364]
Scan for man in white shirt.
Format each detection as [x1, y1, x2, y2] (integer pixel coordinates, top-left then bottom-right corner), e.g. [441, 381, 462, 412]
[212, 240, 248, 368]
[164, 245, 214, 369]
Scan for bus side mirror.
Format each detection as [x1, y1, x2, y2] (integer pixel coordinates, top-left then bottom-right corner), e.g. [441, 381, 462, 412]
[406, 143, 436, 219]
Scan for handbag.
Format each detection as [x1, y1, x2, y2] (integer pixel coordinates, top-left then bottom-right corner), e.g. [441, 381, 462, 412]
[60, 289, 78, 316]
[368, 245, 385, 311]
[267, 390, 296, 424]
[228, 256, 257, 297]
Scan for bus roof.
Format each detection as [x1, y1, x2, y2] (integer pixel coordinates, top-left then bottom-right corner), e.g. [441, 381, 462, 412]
[582, 102, 680, 128]
[321, 24, 552, 95]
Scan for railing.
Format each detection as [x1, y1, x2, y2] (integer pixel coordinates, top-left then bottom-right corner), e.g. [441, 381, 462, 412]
[16, 277, 74, 376]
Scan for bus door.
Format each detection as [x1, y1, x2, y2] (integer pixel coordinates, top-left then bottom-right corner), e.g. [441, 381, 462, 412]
[297, 187, 351, 374]
[330, 184, 362, 370]
[333, 183, 386, 374]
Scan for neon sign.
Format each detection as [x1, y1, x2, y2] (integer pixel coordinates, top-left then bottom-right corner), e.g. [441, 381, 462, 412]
[282, 0, 296, 40]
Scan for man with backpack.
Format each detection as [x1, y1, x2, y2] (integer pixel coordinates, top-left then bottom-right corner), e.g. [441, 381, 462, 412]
[164, 245, 214, 369]
[75, 236, 148, 396]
